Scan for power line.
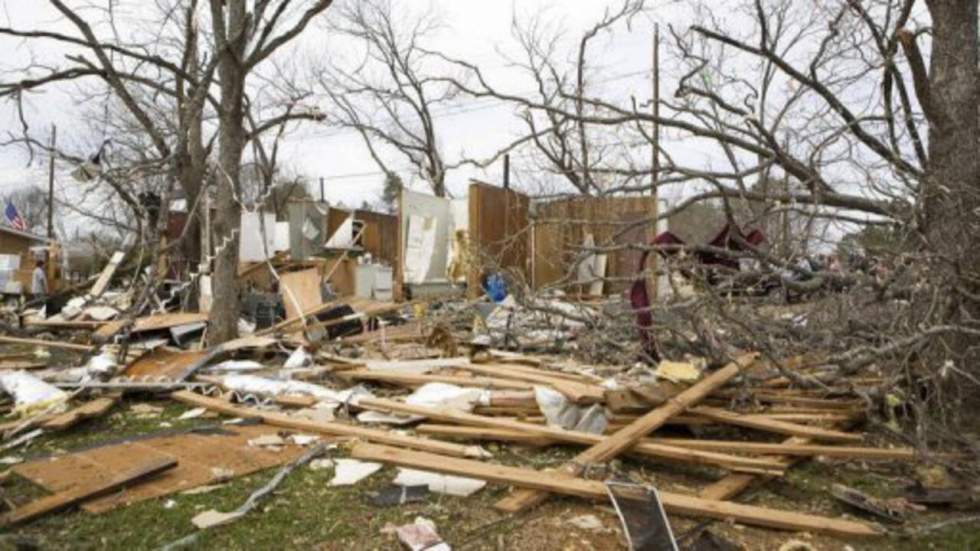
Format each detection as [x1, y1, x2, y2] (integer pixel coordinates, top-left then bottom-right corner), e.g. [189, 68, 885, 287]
[295, 68, 651, 142]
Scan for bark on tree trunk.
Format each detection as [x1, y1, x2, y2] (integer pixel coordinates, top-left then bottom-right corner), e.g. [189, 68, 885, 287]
[921, 0, 980, 359]
[208, 0, 248, 343]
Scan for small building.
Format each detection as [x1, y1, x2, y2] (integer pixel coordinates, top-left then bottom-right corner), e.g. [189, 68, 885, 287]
[0, 226, 54, 294]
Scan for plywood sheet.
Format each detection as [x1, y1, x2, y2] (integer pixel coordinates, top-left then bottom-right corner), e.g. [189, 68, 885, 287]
[279, 268, 322, 320]
[14, 424, 306, 514]
[120, 348, 209, 381]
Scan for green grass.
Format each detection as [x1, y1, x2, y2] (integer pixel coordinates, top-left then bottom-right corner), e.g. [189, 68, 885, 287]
[0, 400, 978, 550]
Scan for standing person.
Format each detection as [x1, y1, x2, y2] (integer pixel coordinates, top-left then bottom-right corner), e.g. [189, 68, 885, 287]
[31, 259, 48, 302]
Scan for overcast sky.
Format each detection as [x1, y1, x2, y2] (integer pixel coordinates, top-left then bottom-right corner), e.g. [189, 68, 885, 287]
[0, 1, 697, 215]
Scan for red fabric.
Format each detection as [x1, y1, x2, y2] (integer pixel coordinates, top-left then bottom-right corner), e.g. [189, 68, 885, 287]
[629, 223, 765, 361]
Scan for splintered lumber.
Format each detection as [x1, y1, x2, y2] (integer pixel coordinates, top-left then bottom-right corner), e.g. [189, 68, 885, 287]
[653, 438, 916, 461]
[698, 415, 863, 501]
[412, 425, 912, 462]
[472, 361, 599, 384]
[41, 397, 119, 431]
[494, 353, 759, 513]
[356, 395, 784, 474]
[350, 442, 880, 539]
[417, 424, 554, 447]
[273, 394, 319, 408]
[690, 406, 864, 443]
[89, 251, 126, 298]
[451, 363, 604, 403]
[94, 312, 209, 341]
[0, 335, 95, 353]
[339, 370, 534, 391]
[170, 391, 487, 459]
[699, 435, 813, 501]
[3, 457, 176, 526]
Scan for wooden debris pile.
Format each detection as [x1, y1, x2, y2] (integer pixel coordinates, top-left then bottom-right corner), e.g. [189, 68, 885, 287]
[0, 253, 943, 544]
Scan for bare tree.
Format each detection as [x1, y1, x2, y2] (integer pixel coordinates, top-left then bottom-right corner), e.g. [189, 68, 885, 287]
[318, 0, 454, 196]
[426, 0, 980, 432]
[1, 0, 333, 343]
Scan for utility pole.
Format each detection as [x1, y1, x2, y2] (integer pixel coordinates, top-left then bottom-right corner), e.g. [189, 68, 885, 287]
[47, 124, 56, 239]
[503, 153, 510, 190]
[651, 24, 660, 196]
[319, 177, 325, 203]
[650, 24, 661, 300]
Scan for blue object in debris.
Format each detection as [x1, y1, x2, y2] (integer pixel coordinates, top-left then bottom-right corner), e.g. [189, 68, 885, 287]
[483, 273, 507, 303]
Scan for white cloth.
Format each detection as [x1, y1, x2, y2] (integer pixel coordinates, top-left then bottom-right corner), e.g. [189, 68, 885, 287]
[31, 266, 47, 294]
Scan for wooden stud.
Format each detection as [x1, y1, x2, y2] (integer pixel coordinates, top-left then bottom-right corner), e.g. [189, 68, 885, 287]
[494, 353, 758, 513]
[350, 442, 880, 539]
[171, 391, 487, 459]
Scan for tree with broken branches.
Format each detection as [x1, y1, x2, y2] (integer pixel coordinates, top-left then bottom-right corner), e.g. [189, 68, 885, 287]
[429, 0, 980, 437]
[0, 0, 333, 343]
[316, 0, 455, 197]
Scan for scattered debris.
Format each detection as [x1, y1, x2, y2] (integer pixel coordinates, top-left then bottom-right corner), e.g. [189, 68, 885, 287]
[831, 483, 923, 523]
[393, 468, 485, 497]
[371, 484, 429, 507]
[328, 459, 382, 486]
[395, 516, 450, 551]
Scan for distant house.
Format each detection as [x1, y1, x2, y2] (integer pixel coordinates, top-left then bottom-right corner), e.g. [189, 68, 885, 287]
[0, 225, 51, 293]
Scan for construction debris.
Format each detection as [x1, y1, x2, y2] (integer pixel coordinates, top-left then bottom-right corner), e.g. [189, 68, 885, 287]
[0, 224, 961, 549]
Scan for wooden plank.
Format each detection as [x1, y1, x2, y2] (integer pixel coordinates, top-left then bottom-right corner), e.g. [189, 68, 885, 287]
[41, 397, 119, 431]
[452, 363, 604, 404]
[89, 251, 126, 298]
[655, 438, 914, 461]
[279, 268, 323, 321]
[14, 424, 304, 513]
[690, 406, 864, 443]
[170, 391, 486, 459]
[94, 312, 209, 341]
[3, 457, 176, 526]
[412, 425, 908, 462]
[340, 369, 534, 391]
[699, 435, 813, 501]
[356, 395, 785, 474]
[273, 394, 318, 408]
[494, 353, 759, 512]
[416, 424, 553, 447]
[0, 335, 94, 353]
[350, 442, 880, 539]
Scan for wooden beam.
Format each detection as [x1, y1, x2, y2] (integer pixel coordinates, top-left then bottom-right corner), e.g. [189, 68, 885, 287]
[170, 391, 487, 459]
[2, 457, 176, 526]
[356, 396, 785, 474]
[42, 397, 118, 431]
[690, 406, 864, 443]
[339, 369, 534, 391]
[494, 353, 758, 513]
[653, 438, 915, 461]
[0, 335, 95, 353]
[416, 424, 554, 447]
[452, 363, 604, 404]
[350, 442, 880, 539]
[89, 251, 126, 298]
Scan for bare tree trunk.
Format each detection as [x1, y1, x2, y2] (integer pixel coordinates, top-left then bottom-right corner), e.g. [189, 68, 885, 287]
[916, 0, 980, 362]
[208, 0, 248, 343]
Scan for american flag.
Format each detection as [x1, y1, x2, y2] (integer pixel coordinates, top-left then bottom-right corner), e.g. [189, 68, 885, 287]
[4, 202, 27, 231]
